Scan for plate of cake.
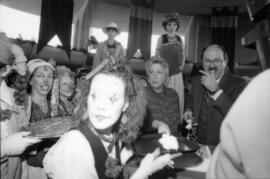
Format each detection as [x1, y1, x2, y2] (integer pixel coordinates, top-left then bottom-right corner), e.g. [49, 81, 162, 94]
[21, 116, 80, 138]
[133, 133, 200, 156]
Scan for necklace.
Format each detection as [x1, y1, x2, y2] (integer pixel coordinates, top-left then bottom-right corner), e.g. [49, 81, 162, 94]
[89, 125, 117, 153]
[32, 98, 48, 114]
[39, 101, 48, 114]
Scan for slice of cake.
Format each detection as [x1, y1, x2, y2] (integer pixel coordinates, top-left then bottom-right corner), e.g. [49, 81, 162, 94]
[158, 134, 179, 150]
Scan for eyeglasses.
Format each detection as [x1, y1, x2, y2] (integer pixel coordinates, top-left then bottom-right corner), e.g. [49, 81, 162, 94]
[202, 58, 223, 66]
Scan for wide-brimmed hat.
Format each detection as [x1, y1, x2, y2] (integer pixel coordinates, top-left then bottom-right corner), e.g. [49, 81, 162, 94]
[162, 12, 180, 31]
[102, 22, 121, 35]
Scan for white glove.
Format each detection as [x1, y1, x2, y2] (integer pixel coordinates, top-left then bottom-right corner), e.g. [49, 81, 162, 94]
[152, 120, 171, 134]
[131, 148, 182, 179]
[1, 131, 41, 158]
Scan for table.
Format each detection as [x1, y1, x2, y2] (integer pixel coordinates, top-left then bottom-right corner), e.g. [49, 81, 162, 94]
[150, 169, 205, 179]
[126, 134, 211, 179]
[125, 155, 209, 179]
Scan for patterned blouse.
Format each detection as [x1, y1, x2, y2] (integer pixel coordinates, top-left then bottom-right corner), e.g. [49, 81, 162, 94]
[30, 100, 52, 122]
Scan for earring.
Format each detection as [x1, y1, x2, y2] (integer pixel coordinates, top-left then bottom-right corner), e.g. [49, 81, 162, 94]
[121, 113, 128, 124]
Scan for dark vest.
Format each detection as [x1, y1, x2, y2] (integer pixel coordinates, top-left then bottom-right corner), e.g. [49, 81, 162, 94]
[161, 34, 181, 44]
[197, 92, 213, 144]
[161, 34, 182, 76]
[78, 122, 123, 179]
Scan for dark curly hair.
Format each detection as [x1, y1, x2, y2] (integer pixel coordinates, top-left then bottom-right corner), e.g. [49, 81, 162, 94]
[73, 65, 147, 144]
[162, 12, 180, 31]
[4, 69, 28, 106]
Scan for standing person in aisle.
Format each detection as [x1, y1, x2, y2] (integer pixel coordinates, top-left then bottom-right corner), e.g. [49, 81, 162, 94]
[155, 12, 185, 123]
[92, 22, 126, 69]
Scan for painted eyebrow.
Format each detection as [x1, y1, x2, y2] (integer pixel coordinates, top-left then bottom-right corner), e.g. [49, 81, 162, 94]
[110, 93, 119, 102]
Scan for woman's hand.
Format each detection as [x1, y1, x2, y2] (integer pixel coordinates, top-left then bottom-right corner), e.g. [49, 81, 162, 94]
[131, 148, 182, 179]
[1, 131, 41, 158]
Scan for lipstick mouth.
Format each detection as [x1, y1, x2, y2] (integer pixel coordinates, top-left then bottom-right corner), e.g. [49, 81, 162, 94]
[151, 80, 159, 85]
[40, 84, 50, 91]
[94, 114, 107, 121]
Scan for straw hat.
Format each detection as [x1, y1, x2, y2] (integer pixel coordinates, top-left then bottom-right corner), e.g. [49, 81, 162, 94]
[162, 12, 180, 31]
[102, 22, 122, 35]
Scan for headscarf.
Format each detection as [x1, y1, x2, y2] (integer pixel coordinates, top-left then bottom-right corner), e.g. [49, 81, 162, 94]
[27, 59, 55, 76]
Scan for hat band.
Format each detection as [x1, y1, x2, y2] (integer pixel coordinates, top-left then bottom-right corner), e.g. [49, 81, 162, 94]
[166, 18, 178, 21]
[106, 27, 118, 32]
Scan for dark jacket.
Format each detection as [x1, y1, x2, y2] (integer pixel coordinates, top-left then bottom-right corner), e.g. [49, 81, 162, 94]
[185, 71, 247, 146]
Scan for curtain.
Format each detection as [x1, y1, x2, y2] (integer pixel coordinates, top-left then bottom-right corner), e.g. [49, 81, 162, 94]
[37, 0, 74, 57]
[73, 0, 94, 50]
[126, 0, 153, 60]
[211, 7, 238, 72]
[184, 15, 212, 63]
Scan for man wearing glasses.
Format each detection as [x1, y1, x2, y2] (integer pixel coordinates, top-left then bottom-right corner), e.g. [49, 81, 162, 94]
[183, 44, 247, 151]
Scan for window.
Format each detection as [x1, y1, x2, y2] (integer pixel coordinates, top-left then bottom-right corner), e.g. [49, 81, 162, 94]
[0, 5, 68, 47]
[151, 34, 160, 56]
[0, 5, 40, 42]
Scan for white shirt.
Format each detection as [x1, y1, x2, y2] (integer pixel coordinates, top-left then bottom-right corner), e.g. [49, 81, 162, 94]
[0, 80, 13, 139]
[43, 130, 133, 179]
[210, 76, 223, 100]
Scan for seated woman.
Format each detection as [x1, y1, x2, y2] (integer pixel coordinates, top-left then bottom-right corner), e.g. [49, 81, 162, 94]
[22, 59, 55, 179]
[55, 66, 75, 116]
[26, 59, 55, 122]
[142, 57, 181, 136]
[43, 65, 181, 179]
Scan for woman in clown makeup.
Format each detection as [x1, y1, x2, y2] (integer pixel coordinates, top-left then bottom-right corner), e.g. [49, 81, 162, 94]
[43, 65, 181, 179]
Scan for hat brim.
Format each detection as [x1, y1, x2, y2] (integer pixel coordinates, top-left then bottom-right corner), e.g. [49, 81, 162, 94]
[102, 27, 121, 36]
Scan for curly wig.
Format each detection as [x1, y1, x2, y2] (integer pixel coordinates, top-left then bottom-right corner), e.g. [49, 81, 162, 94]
[56, 65, 75, 80]
[72, 65, 147, 144]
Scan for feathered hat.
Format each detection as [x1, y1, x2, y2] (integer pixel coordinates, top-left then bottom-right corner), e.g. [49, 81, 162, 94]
[0, 33, 27, 67]
[73, 64, 147, 144]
